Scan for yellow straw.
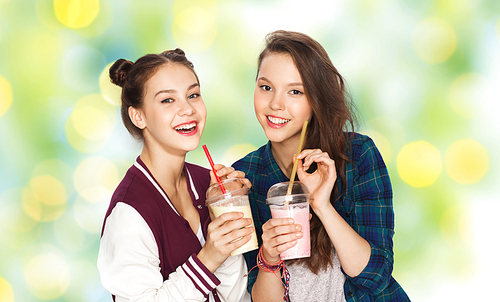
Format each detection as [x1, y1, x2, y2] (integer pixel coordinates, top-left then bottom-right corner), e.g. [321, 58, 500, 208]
[286, 120, 308, 197]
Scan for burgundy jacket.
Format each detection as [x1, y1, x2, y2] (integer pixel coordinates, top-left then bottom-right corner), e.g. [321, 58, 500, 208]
[101, 157, 222, 301]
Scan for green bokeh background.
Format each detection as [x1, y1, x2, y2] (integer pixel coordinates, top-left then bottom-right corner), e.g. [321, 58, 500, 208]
[1, 0, 499, 301]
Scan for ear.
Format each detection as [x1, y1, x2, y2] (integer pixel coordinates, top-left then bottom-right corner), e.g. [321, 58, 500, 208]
[128, 106, 146, 130]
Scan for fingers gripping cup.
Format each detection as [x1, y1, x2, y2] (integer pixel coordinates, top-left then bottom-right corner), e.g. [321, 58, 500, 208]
[206, 178, 259, 256]
[267, 181, 311, 260]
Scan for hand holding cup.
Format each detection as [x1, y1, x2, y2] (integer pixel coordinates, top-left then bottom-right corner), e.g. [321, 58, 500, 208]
[261, 217, 303, 264]
[199, 211, 254, 272]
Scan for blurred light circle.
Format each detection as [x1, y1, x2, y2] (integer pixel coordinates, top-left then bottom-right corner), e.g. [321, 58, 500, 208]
[99, 62, 121, 106]
[22, 189, 42, 222]
[24, 253, 69, 300]
[30, 175, 67, 206]
[74, 156, 119, 203]
[449, 73, 493, 119]
[412, 18, 457, 64]
[397, 141, 442, 187]
[65, 122, 101, 153]
[65, 94, 117, 153]
[72, 106, 111, 140]
[53, 211, 87, 251]
[63, 259, 107, 302]
[172, 1, 217, 52]
[0, 188, 38, 233]
[32, 159, 74, 195]
[53, 0, 99, 28]
[0, 276, 14, 302]
[0, 75, 12, 117]
[73, 195, 108, 233]
[62, 45, 106, 92]
[22, 175, 67, 222]
[445, 139, 489, 184]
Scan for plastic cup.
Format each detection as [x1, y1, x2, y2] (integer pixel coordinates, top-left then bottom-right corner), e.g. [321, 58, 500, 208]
[206, 178, 258, 256]
[267, 181, 311, 260]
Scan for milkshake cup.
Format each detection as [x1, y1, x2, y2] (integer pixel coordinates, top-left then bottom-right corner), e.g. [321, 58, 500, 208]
[267, 181, 311, 260]
[205, 178, 258, 256]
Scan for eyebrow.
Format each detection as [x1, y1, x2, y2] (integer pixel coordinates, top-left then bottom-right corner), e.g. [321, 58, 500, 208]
[154, 82, 200, 97]
[257, 76, 303, 87]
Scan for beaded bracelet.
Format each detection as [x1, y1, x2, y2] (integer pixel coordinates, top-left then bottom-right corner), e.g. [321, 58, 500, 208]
[245, 246, 290, 302]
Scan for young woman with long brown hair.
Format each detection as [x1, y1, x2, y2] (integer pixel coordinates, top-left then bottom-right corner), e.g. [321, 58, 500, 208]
[233, 30, 409, 301]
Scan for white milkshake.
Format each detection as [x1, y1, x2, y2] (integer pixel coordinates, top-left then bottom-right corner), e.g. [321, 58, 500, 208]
[210, 201, 259, 256]
[206, 180, 259, 256]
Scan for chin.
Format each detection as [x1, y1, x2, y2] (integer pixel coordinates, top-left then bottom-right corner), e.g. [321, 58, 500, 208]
[172, 137, 201, 155]
[185, 140, 201, 152]
[263, 131, 288, 144]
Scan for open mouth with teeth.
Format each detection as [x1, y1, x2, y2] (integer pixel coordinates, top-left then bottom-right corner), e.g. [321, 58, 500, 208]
[267, 116, 290, 126]
[174, 122, 198, 135]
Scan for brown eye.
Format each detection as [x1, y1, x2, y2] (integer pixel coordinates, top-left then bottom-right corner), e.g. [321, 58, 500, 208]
[260, 85, 272, 91]
[188, 93, 200, 99]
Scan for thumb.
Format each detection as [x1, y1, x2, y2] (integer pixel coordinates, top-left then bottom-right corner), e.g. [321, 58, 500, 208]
[296, 156, 307, 180]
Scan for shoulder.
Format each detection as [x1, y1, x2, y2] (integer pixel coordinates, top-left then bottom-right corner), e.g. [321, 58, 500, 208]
[110, 166, 144, 205]
[349, 132, 376, 153]
[105, 202, 151, 234]
[348, 132, 382, 164]
[232, 143, 267, 174]
[108, 164, 169, 219]
[103, 167, 157, 235]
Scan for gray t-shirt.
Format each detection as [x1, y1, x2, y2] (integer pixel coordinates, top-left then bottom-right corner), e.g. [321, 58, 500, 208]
[286, 249, 346, 302]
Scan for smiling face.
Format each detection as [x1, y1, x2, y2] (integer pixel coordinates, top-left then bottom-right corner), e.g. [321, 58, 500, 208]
[131, 63, 206, 156]
[254, 53, 312, 147]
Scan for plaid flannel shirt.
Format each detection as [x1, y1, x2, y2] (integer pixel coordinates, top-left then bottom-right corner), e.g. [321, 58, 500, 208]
[232, 133, 409, 301]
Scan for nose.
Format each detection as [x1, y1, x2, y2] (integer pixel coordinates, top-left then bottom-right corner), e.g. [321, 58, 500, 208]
[269, 93, 285, 111]
[178, 99, 196, 116]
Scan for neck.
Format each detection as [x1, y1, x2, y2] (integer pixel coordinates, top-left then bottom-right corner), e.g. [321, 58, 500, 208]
[139, 144, 186, 191]
[270, 137, 300, 179]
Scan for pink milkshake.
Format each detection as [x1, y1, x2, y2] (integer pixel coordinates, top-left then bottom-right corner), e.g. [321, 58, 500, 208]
[267, 181, 311, 260]
[270, 203, 311, 260]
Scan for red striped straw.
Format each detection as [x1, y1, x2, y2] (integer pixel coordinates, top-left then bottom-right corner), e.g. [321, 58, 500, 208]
[202, 145, 227, 194]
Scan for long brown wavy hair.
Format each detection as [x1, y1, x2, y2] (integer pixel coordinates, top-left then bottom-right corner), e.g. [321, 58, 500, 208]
[257, 30, 358, 273]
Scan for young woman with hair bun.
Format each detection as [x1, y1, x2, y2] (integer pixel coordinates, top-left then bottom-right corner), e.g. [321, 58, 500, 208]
[98, 49, 251, 302]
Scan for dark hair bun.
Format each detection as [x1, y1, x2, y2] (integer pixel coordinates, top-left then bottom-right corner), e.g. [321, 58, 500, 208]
[109, 59, 134, 87]
[172, 48, 185, 56]
[160, 48, 185, 57]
